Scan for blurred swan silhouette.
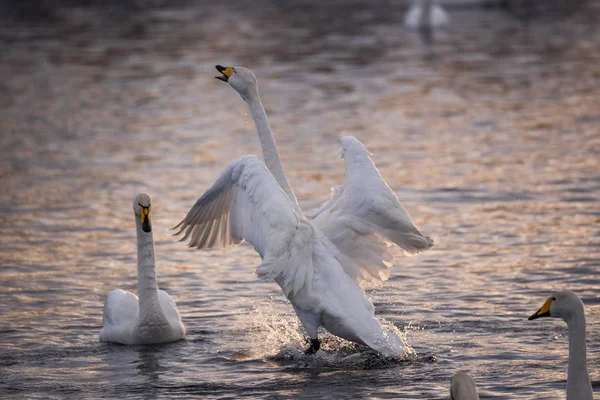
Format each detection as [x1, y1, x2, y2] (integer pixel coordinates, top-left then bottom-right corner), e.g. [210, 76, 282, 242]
[100, 193, 186, 345]
[404, 0, 449, 45]
[175, 66, 433, 355]
[529, 291, 593, 400]
[404, 0, 450, 28]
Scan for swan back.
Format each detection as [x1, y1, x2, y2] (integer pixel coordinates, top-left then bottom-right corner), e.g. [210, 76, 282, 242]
[450, 372, 480, 400]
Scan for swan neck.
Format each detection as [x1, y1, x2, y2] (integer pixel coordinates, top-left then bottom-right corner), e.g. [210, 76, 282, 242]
[421, 0, 432, 26]
[246, 92, 302, 216]
[566, 312, 592, 400]
[135, 223, 164, 322]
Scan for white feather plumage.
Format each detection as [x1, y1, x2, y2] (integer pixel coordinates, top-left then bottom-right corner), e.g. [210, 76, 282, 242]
[176, 65, 433, 354]
[176, 156, 404, 355]
[100, 193, 185, 345]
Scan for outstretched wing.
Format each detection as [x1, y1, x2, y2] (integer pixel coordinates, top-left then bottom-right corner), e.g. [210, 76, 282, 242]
[311, 136, 433, 284]
[174, 154, 299, 265]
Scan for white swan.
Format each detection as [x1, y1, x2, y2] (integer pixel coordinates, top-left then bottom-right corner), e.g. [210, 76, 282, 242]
[213, 65, 433, 285]
[176, 66, 432, 353]
[528, 291, 593, 400]
[404, 0, 450, 29]
[176, 155, 406, 356]
[450, 372, 480, 400]
[100, 193, 186, 345]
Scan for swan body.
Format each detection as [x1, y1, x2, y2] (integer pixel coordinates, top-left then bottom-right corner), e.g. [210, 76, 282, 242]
[100, 193, 185, 345]
[529, 291, 593, 400]
[176, 155, 405, 356]
[450, 372, 480, 400]
[404, 0, 450, 28]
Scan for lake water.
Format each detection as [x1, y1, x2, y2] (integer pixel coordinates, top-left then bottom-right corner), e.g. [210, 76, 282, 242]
[0, 1, 598, 398]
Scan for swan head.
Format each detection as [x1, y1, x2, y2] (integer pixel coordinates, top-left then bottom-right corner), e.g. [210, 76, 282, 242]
[339, 136, 372, 159]
[528, 290, 584, 323]
[450, 372, 479, 400]
[215, 65, 258, 101]
[133, 193, 152, 233]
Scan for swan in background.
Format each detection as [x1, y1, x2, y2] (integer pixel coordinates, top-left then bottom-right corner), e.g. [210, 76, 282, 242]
[451, 372, 480, 400]
[404, 0, 450, 29]
[529, 291, 593, 400]
[100, 193, 185, 345]
[213, 65, 433, 286]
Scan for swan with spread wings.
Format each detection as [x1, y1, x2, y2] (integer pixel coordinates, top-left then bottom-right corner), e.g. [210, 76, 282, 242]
[175, 66, 433, 354]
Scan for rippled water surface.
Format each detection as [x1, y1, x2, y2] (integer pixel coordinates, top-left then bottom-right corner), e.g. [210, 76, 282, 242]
[1, 1, 599, 398]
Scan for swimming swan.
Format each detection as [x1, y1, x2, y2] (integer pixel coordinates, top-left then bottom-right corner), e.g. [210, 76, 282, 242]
[100, 193, 186, 345]
[213, 65, 433, 286]
[529, 291, 593, 400]
[450, 372, 480, 400]
[175, 155, 406, 356]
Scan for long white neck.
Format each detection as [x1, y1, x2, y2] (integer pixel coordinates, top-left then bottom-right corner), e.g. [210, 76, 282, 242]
[566, 312, 592, 400]
[135, 222, 167, 325]
[246, 91, 303, 217]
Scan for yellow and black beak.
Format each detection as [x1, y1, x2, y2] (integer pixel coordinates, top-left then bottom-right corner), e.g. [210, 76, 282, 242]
[140, 205, 152, 233]
[215, 65, 234, 82]
[528, 297, 552, 320]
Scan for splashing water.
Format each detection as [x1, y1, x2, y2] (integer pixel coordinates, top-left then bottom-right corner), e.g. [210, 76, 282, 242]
[235, 299, 420, 370]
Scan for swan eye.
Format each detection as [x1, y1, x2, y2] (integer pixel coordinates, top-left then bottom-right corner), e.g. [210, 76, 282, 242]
[552, 297, 556, 301]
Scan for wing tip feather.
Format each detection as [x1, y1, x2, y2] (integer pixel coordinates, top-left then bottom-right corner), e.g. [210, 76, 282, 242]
[402, 235, 434, 256]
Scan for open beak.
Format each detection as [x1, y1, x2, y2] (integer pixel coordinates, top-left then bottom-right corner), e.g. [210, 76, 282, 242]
[215, 65, 234, 82]
[528, 297, 552, 320]
[140, 206, 152, 233]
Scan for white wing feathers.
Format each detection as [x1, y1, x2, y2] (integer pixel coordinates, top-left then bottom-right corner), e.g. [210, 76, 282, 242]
[175, 155, 310, 293]
[311, 136, 433, 284]
[258, 221, 319, 298]
[158, 290, 183, 326]
[100, 289, 138, 343]
[102, 289, 139, 328]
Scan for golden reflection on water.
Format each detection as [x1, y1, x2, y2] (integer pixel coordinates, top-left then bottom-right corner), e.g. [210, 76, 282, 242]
[0, 1, 599, 398]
